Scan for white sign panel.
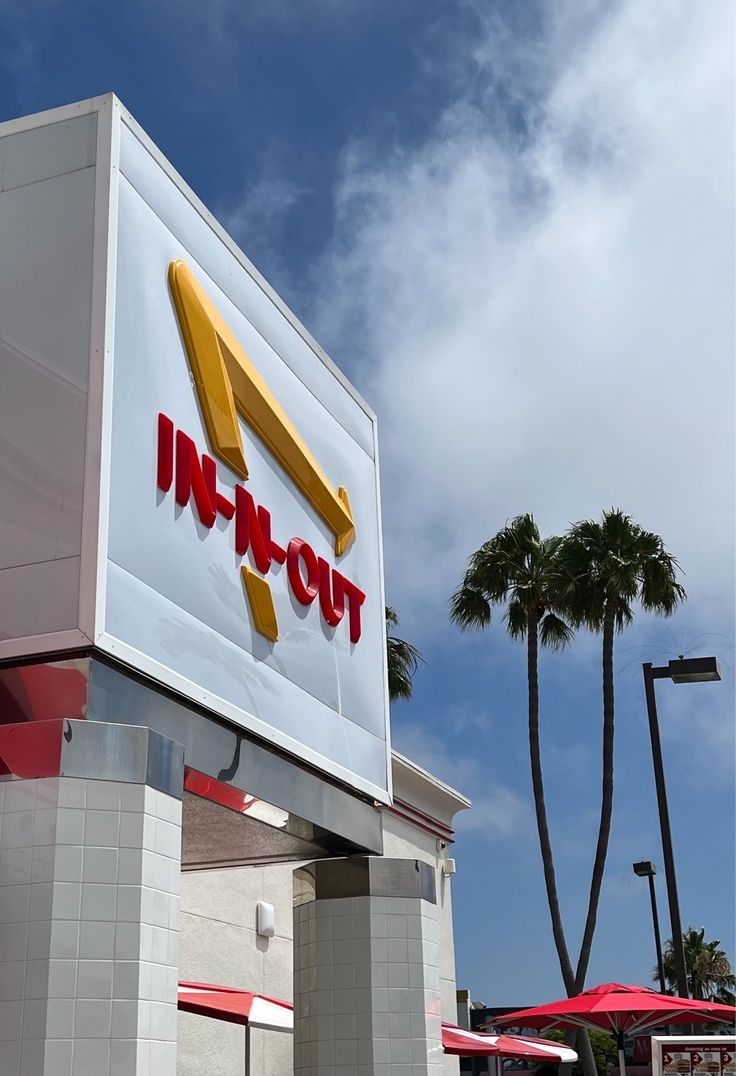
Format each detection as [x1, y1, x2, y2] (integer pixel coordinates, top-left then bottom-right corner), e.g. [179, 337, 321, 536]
[0, 96, 391, 804]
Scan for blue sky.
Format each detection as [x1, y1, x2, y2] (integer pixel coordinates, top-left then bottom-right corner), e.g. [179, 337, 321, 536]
[2, 0, 733, 1005]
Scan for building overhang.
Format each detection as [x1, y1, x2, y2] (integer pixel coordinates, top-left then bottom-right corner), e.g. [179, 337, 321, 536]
[0, 654, 384, 863]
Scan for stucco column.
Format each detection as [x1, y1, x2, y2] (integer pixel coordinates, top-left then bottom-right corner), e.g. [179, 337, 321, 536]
[293, 857, 443, 1075]
[0, 720, 184, 1076]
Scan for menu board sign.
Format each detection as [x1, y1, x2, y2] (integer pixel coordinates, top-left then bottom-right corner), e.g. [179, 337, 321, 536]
[691, 1048, 726, 1076]
[663, 1050, 694, 1076]
[654, 1038, 736, 1076]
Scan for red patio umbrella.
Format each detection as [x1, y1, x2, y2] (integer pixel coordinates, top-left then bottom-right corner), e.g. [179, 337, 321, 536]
[497, 982, 736, 1076]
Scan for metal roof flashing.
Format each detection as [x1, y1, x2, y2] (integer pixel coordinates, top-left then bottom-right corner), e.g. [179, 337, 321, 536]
[390, 750, 471, 828]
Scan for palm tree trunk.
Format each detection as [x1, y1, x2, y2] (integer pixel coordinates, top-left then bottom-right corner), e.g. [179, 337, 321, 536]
[571, 1029, 598, 1076]
[526, 608, 576, 992]
[574, 600, 616, 991]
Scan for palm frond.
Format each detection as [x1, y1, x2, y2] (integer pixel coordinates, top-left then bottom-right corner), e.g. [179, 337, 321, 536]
[540, 611, 574, 651]
[558, 509, 686, 634]
[386, 637, 422, 700]
[614, 601, 634, 633]
[661, 926, 735, 1001]
[639, 544, 686, 614]
[450, 584, 492, 630]
[385, 606, 422, 702]
[504, 597, 528, 641]
[450, 514, 570, 647]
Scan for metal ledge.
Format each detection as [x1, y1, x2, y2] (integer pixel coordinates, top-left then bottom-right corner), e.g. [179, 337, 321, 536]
[296, 857, 437, 905]
[0, 655, 383, 858]
[0, 717, 184, 800]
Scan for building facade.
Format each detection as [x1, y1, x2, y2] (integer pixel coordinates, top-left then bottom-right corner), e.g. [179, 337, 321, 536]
[0, 94, 470, 1076]
[177, 752, 469, 1075]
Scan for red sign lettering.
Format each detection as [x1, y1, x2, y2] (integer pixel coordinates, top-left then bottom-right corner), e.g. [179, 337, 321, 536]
[157, 414, 366, 643]
[287, 538, 319, 604]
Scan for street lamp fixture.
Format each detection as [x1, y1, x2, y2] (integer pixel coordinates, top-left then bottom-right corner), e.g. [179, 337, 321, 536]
[666, 657, 721, 684]
[633, 861, 666, 993]
[642, 657, 722, 1002]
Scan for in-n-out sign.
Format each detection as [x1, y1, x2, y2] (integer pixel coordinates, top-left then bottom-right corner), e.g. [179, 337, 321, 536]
[0, 96, 388, 803]
[158, 260, 366, 645]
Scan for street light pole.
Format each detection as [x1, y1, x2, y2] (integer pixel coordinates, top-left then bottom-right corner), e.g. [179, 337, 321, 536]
[641, 657, 721, 1002]
[647, 872, 666, 994]
[642, 664, 688, 999]
[633, 861, 666, 993]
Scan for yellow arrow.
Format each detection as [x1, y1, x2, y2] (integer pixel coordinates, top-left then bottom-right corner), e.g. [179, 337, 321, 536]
[168, 260, 355, 556]
[241, 567, 279, 643]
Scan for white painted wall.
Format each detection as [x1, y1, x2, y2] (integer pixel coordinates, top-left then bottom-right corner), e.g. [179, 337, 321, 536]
[177, 863, 293, 1076]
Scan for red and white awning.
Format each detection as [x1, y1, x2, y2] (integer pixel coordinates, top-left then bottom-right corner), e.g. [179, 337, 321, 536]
[441, 1024, 578, 1061]
[177, 985, 578, 1061]
[178, 982, 293, 1032]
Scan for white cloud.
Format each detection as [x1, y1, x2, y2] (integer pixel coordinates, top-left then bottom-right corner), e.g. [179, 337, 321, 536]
[392, 720, 478, 792]
[220, 159, 308, 279]
[0, 5, 44, 109]
[658, 678, 736, 785]
[445, 703, 494, 736]
[312, 0, 735, 643]
[225, 174, 306, 238]
[391, 720, 532, 840]
[454, 786, 531, 839]
[143, 0, 393, 64]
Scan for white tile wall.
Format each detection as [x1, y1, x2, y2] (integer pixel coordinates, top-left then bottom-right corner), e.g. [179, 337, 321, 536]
[293, 890, 443, 1076]
[0, 776, 182, 1076]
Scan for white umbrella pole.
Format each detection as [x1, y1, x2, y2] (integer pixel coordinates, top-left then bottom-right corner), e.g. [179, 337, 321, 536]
[617, 1033, 626, 1076]
[245, 1023, 251, 1076]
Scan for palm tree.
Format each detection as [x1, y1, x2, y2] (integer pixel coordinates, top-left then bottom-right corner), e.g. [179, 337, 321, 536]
[557, 508, 685, 993]
[386, 606, 422, 701]
[660, 928, 736, 1002]
[450, 514, 577, 989]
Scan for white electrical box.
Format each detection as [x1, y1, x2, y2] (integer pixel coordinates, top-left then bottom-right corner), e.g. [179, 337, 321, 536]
[256, 901, 275, 938]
